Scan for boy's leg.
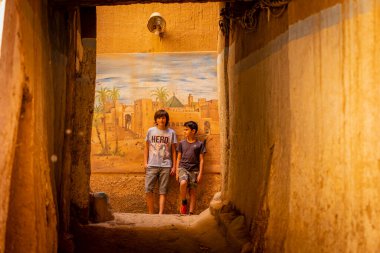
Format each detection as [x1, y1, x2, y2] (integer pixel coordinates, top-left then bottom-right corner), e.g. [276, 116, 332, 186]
[178, 168, 189, 214]
[145, 167, 159, 214]
[179, 180, 188, 214]
[158, 167, 170, 214]
[188, 171, 199, 214]
[179, 180, 188, 200]
[189, 188, 196, 214]
[159, 194, 166, 215]
[146, 192, 154, 214]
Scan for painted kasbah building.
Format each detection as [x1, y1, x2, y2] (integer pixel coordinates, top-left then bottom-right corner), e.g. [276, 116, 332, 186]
[131, 94, 219, 139]
[97, 93, 221, 167]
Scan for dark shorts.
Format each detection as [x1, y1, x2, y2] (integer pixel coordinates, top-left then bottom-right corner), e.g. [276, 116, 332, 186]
[145, 166, 170, 194]
[178, 168, 199, 189]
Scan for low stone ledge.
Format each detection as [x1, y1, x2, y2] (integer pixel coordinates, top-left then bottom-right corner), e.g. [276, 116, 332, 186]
[89, 192, 114, 223]
[209, 192, 253, 253]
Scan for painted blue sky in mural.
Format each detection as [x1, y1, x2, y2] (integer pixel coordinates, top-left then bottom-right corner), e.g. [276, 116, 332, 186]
[96, 52, 218, 105]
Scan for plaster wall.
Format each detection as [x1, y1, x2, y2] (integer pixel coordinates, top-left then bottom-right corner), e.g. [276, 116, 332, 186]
[70, 37, 96, 223]
[0, 0, 68, 252]
[97, 2, 219, 53]
[221, 0, 380, 252]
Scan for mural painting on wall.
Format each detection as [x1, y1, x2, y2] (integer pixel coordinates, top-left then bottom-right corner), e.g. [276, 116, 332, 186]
[91, 52, 220, 173]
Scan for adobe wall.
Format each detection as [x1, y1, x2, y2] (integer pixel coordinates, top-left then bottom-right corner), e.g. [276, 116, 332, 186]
[220, 0, 380, 252]
[0, 1, 95, 252]
[0, 0, 67, 252]
[97, 2, 219, 53]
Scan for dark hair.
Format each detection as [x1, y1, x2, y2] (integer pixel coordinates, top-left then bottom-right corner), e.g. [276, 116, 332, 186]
[184, 121, 198, 133]
[154, 109, 169, 127]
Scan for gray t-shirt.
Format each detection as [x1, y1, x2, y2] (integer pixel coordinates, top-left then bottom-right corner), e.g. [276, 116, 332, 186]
[177, 140, 206, 171]
[145, 126, 177, 168]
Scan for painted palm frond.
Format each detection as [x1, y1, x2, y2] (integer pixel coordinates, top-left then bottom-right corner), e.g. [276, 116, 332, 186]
[151, 87, 169, 104]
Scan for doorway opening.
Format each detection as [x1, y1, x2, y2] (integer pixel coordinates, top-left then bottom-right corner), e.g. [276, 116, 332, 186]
[89, 2, 222, 215]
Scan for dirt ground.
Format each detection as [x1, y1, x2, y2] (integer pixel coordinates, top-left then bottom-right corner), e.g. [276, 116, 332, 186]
[74, 209, 236, 253]
[90, 173, 221, 214]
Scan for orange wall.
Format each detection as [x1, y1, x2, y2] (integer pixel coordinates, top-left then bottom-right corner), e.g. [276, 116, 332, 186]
[97, 3, 219, 53]
[220, 0, 380, 252]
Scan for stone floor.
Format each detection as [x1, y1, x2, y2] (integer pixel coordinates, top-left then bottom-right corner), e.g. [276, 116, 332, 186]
[73, 209, 236, 253]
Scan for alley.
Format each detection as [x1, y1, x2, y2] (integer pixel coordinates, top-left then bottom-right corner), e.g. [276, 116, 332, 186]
[2, 1, 380, 253]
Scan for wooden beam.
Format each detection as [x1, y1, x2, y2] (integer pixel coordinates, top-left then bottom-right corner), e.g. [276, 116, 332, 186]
[80, 7, 96, 38]
[51, 0, 224, 7]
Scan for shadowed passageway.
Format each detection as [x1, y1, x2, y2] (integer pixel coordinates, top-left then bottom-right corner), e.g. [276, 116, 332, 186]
[74, 211, 234, 253]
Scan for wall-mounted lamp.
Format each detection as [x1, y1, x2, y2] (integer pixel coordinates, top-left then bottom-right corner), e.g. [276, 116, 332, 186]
[147, 12, 166, 37]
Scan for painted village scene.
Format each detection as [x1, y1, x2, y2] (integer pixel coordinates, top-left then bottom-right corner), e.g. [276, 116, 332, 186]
[91, 52, 220, 178]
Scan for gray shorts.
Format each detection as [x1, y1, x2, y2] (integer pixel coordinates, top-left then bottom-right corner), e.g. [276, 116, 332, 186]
[145, 166, 170, 194]
[178, 168, 199, 189]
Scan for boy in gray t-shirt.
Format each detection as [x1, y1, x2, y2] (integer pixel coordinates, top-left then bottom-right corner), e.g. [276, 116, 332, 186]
[144, 109, 177, 214]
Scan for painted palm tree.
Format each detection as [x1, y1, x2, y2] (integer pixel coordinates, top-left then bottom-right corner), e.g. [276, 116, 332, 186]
[96, 87, 110, 154]
[151, 87, 169, 106]
[109, 87, 120, 155]
[93, 104, 105, 152]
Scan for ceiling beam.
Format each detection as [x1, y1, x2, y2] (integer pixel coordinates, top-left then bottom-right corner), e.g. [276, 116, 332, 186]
[51, 0, 225, 6]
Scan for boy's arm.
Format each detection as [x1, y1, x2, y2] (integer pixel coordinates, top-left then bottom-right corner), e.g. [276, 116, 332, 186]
[170, 143, 177, 176]
[144, 141, 149, 169]
[176, 152, 182, 181]
[197, 153, 204, 183]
